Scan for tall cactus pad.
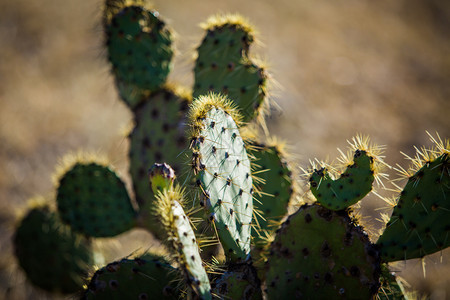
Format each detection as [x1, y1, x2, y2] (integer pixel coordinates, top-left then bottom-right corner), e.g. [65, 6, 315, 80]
[189, 94, 253, 262]
[14, 206, 94, 294]
[129, 89, 190, 210]
[105, 5, 173, 108]
[212, 263, 262, 300]
[57, 162, 136, 237]
[248, 142, 293, 241]
[265, 204, 380, 299]
[377, 152, 450, 262]
[155, 186, 212, 299]
[309, 150, 375, 210]
[194, 15, 267, 122]
[83, 255, 179, 299]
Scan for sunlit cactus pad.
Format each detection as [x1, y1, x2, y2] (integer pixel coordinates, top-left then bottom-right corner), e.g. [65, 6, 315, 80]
[309, 149, 375, 211]
[189, 94, 253, 262]
[194, 15, 267, 122]
[265, 204, 380, 299]
[83, 255, 179, 299]
[56, 162, 136, 237]
[14, 205, 94, 294]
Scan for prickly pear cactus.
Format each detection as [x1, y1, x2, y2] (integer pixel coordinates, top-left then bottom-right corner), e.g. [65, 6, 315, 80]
[308, 137, 383, 211]
[105, 3, 173, 108]
[14, 205, 95, 294]
[194, 15, 267, 122]
[377, 144, 450, 262]
[265, 204, 380, 299]
[155, 185, 211, 299]
[56, 162, 136, 237]
[189, 93, 253, 262]
[83, 254, 179, 299]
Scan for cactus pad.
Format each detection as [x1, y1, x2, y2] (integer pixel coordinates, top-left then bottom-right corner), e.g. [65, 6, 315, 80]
[189, 94, 253, 262]
[265, 204, 380, 299]
[14, 205, 94, 294]
[105, 5, 173, 108]
[129, 89, 191, 209]
[194, 15, 267, 122]
[377, 152, 450, 262]
[212, 262, 262, 300]
[155, 186, 212, 299]
[83, 255, 179, 299]
[248, 142, 293, 242]
[56, 162, 136, 237]
[309, 149, 375, 211]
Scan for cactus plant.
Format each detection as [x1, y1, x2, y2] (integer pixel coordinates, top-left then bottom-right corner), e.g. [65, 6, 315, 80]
[12, 0, 450, 299]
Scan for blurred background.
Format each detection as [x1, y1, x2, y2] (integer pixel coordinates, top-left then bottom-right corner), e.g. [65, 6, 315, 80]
[0, 0, 449, 298]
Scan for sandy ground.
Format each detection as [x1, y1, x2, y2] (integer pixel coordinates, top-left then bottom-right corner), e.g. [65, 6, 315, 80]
[0, 0, 449, 298]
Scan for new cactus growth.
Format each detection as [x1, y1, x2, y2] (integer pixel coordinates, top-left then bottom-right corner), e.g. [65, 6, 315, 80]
[154, 184, 212, 299]
[189, 94, 253, 262]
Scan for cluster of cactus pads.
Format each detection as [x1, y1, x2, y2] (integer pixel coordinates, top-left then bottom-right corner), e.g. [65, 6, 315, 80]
[13, 0, 450, 299]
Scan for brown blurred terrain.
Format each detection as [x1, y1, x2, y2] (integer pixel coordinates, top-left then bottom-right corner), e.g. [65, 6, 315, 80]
[0, 0, 449, 298]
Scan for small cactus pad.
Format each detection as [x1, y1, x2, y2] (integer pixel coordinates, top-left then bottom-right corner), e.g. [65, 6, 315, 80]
[248, 142, 293, 243]
[309, 149, 375, 211]
[56, 162, 136, 237]
[105, 5, 173, 108]
[194, 15, 267, 122]
[189, 94, 253, 262]
[377, 152, 450, 262]
[155, 186, 212, 299]
[212, 262, 262, 300]
[14, 205, 94, 294]
[149, 162, 176, 194]
[129, 89, 191, 210]
[83, 255, 179, 299]
[265, 204, 380, 299]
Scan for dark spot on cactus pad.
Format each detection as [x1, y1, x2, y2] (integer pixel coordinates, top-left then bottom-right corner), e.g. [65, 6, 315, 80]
[302, 248, 309, 256]
[109, 279, 119, 289]
[321, 242, 332, 258]
[350, 266, 360, 277]
[317, 207, 333, 221]
[304, 213, 312, 224]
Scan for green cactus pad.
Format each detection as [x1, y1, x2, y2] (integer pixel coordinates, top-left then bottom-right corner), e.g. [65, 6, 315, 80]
[309, 149, 375, 210]
[194, 15, 267, 122]
[189, 94, 253, 262]
[105, 5, 173, 108]
[83, 255, 179, 299]
[212, 262, 262, 300]
[56, 162, 136, 237]
[377, 152, 450, 262]
[14, 205, 94, 294]
[248, 142, 293, 243]
[129, 88, 191, 237]
[155, 186, 212, 299]
[265, 204, 380, 299]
